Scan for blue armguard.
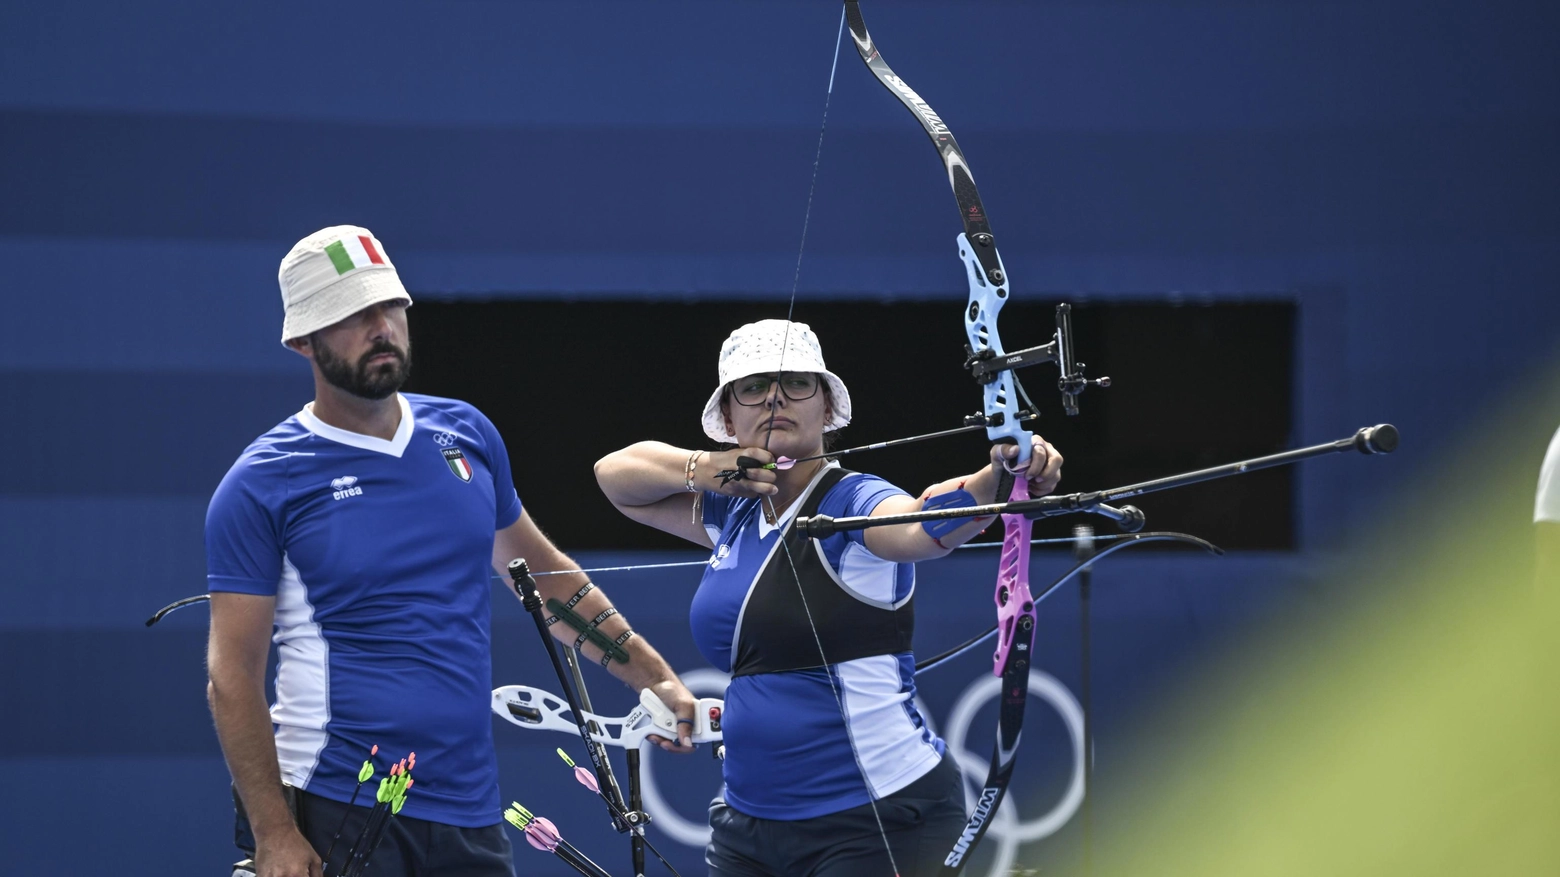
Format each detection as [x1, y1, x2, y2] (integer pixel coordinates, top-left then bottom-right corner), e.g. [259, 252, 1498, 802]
[921, 487, 981, 539]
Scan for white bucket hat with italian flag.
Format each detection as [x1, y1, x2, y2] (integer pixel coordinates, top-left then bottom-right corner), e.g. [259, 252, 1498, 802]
[278, 225, 412, 344]
[700, 319, 853, 443]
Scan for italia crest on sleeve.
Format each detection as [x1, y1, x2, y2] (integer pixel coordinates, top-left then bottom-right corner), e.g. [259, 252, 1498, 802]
[442, 447, 474, 482]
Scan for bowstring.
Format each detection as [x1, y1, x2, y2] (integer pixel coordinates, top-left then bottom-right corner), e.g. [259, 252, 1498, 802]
[148, 535, 1152, 626]
[768, 505, 904, 877]
[759, 8, 904, 875]
[762, 5, 845, 454]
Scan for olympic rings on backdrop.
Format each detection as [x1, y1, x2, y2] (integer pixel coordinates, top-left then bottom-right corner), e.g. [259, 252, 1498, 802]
[634, 668, 1084, 876]
[943, 672, 1085, 876]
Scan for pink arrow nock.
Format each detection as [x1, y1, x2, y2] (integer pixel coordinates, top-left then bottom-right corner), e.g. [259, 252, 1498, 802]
[572, 765, 600, 794]
[370, 744, 379, 756]
[524, 816, 562, 852]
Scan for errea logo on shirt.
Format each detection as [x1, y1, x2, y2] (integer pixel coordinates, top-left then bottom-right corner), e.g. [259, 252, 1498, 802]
[330, 476, 364, 501]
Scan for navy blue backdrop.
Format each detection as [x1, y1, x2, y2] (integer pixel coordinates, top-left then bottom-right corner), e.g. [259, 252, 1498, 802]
[2, 1, 1557, 874]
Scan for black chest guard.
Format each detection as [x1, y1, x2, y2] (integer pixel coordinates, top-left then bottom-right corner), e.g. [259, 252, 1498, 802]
[730, 467, 916, 678]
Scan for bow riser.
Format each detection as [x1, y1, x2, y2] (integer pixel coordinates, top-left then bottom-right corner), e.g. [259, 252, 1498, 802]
[960, 234, 1032, 465]
[491, 684, 726, 750]
[991, 480, 1037, 677]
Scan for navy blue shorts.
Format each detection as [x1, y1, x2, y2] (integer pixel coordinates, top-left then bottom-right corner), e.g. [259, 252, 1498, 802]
[706, 753, 967, 877]
[236, 786, 514, 877]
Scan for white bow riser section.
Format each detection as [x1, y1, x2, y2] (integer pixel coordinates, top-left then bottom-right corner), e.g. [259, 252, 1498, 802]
[492, 684, 725, 748]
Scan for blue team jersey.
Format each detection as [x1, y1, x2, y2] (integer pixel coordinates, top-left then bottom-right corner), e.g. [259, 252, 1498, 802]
[690, 464, 946, 820]
[205, 393, 522, 828]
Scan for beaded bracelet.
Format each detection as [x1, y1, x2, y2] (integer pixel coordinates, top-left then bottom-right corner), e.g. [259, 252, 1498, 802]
[684, 450, 705, 493]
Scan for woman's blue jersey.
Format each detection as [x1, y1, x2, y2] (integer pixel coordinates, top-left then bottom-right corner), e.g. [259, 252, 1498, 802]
[690, 464, 946, 820]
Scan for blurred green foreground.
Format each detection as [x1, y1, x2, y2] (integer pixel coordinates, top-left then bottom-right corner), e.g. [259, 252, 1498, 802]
[1057, 393, 1560, 876]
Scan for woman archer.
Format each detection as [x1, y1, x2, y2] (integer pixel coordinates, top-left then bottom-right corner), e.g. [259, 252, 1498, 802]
[594, 319, 1063, 877]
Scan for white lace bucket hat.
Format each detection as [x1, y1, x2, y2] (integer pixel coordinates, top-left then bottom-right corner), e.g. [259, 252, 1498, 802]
[700, 319, 853, 443]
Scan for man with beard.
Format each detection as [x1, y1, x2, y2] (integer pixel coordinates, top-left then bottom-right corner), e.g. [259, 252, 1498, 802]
[206, 226, 698, 877]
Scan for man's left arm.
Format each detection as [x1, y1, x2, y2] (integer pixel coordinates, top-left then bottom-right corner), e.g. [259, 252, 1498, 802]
[493, 509, 697, 751]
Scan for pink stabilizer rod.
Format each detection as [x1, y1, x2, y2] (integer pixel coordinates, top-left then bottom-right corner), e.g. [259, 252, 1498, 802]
[991, 478, 1036, 676]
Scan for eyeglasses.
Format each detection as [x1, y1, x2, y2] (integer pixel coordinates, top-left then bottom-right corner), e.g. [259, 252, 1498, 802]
[728, 372, 821, 406]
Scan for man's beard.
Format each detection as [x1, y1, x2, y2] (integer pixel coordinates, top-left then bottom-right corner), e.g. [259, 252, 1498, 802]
[313, 336, 412, 400]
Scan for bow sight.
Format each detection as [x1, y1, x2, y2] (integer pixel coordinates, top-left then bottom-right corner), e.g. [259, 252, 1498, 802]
[964, 303, 1110, 419]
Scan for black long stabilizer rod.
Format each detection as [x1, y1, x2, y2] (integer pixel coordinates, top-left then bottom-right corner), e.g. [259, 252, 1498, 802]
[800, 424, 1399, 537]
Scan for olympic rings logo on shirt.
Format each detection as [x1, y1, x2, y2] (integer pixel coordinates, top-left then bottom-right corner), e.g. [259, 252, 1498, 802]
[636, 667, 1085, 877]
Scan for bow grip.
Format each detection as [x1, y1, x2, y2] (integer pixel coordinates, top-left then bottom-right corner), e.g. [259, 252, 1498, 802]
[990, 478, 1037, 676]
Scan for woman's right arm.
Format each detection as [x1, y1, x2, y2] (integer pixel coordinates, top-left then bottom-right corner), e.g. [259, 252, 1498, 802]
[595, 441, 775, 546]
